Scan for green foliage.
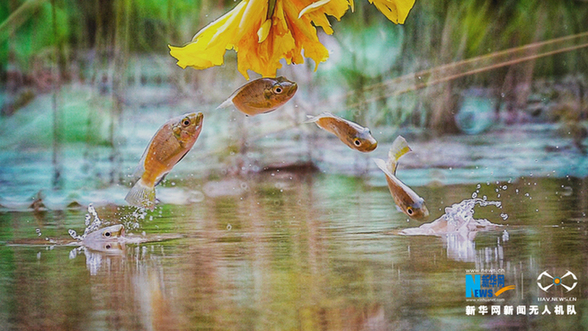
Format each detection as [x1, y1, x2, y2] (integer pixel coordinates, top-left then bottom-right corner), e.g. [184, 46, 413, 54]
[0, 1, 69, 71]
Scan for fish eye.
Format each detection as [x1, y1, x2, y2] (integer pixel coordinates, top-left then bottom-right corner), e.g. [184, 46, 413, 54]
[354, 138, 361, 146]
[182, 118, 191, 126]
[104, 231, 111, 237]
[273, 85, 283, 94]
[407, 207, 414, 215]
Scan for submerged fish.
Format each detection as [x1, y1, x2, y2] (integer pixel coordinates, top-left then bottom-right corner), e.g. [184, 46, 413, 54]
[217, 76, 298, 116]
[306, 112, 378, 152]
[125, 112, 204, 210]
[373, 136, 429, 220]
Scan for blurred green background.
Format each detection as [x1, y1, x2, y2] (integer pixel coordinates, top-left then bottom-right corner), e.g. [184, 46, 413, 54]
[1, 0, 587, 131]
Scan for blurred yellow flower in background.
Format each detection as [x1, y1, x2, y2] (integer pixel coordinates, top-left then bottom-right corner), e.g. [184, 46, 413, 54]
[169, 0, 415, 79]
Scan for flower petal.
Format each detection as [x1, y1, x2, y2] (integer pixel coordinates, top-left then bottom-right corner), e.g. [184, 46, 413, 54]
[170, 0, 355, 78]
[257, 19, 272, 43]
[299, 0, 331, 18]
[367, 0, 415, 24]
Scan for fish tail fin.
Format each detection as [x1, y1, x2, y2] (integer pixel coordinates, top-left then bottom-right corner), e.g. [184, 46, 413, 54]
[125, 179, 156, 210]
[388, 136, 412, 175]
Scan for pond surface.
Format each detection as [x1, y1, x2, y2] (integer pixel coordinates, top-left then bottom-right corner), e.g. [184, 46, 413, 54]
[0, 166, 586, 330]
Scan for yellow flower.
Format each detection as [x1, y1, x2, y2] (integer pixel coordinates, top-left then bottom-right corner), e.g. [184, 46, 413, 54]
[169, 0, 416, 79]
[169, 0, 352, 79]
[367, 0, 415, 24]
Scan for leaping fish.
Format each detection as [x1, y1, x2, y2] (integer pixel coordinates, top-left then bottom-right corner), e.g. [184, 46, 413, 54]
[217, 76, 298, 116]
[125, 112, 204, 210]
[306, 112, 378, 152]
[373, 136, 429, 220]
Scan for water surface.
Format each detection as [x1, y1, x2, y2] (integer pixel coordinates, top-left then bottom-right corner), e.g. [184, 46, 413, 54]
[1, 170, 586, 330]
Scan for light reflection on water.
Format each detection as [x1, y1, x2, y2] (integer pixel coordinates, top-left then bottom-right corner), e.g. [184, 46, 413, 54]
[0, 173, 586, 330]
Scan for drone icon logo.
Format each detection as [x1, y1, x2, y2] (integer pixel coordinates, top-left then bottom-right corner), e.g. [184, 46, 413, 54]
[537, 270, 578, 292]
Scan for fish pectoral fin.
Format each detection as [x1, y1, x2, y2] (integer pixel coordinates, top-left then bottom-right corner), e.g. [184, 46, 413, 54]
[154, 172, 170, 187]
[125, 179, 156, 210]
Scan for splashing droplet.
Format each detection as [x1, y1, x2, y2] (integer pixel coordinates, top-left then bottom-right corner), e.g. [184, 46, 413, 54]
[69, 204, 105, 240]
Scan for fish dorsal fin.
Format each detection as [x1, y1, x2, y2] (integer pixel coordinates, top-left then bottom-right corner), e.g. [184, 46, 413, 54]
[217, 83, 248, 109]
[217, 95, 236, 109]
[131, 150, 148, 179]
[373, 158, 396, 180]
[388, 136, 412, 176]
[131, 163, 145, 179]
[304, 112, 334, 124]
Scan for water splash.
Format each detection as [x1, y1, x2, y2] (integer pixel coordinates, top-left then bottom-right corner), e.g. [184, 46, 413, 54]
[401, 198, 504, 237]
[68, 203, 103, 241]
[118, 207, 148, 231]
[401, 198, 509, 263]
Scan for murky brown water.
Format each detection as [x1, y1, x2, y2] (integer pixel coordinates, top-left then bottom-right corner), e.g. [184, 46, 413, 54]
[1, 172, 586, 330]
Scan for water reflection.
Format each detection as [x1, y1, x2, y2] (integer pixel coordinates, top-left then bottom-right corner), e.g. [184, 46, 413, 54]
[69, 244, 126, 276]
[0, 173, 586, 330]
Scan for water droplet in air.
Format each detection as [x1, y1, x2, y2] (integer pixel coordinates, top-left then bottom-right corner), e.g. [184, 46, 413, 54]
[561, 186, 573, 196]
